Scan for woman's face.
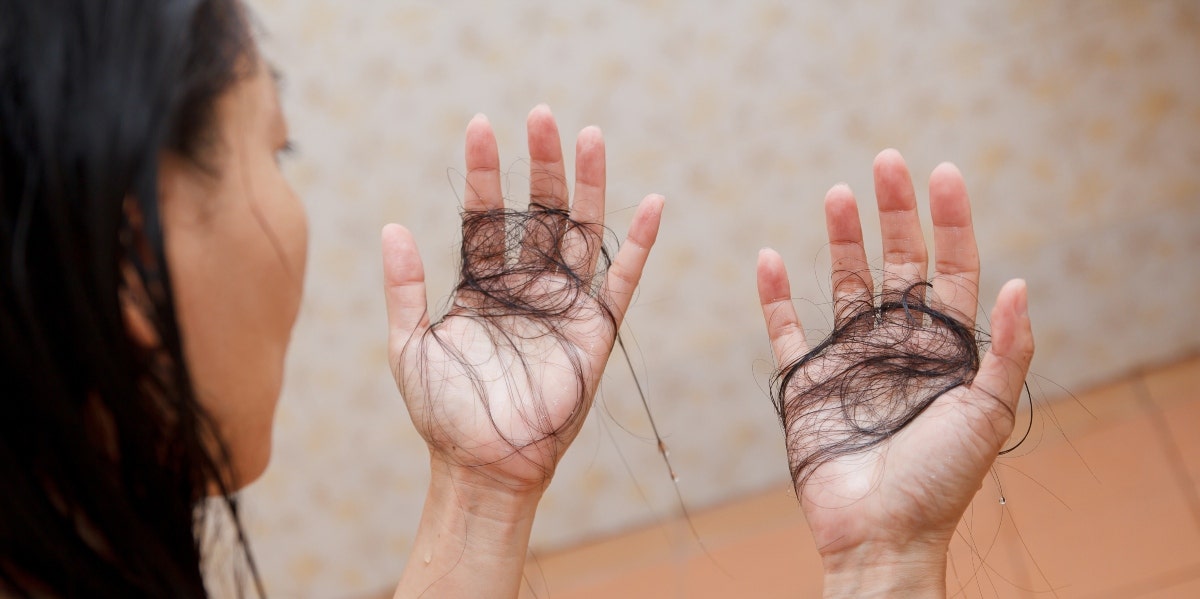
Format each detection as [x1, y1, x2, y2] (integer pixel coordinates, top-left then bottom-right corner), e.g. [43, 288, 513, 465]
[158, 56, 307, 487]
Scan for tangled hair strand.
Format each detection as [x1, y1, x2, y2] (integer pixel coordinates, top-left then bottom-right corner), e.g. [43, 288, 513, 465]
[401, 204, 616, 484]
[771, 282, 1002, 488]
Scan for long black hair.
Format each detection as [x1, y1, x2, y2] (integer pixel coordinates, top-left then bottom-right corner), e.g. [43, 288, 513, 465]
[0, 0, 262, 595]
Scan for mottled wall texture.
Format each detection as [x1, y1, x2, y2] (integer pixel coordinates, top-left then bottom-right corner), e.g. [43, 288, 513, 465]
[237, 1, 1200, 596]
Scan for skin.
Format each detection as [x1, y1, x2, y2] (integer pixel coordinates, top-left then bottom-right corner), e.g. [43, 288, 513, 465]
[757, 150, 1035, 598]
[158, 57, 307, 487]
[154, 47, 662, 593]
[151, 43, 1024, 597]
[383, 105, 663, 597]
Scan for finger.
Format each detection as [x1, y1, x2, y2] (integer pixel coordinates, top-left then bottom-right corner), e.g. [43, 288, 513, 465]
[824, 184, 873, 327]
[601, 194, 664, 326]
[382, 224, 430, 371]
[929, 162, 981, 327]
[463, 114, 503, 212]
[969, 279, 1034, 445]
[757, 248, 809, 367]
[565, 126, 605, 281]
[874, 149, 929, 311]
[521, 105, 569, 266]
[527, 104, 568, 211]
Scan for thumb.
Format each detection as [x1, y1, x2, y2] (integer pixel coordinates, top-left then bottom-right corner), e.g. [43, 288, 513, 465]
[382, 224, 429, 366]
[969, 279, 1034, 430]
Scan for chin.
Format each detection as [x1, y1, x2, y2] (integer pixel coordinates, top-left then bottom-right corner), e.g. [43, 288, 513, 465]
[206, 419, 275, 496]
[232, 426, 275, 491]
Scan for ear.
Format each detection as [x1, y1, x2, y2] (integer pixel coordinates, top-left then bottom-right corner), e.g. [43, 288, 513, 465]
[118, 196, 161, 349]
[120, 265, 160, 349]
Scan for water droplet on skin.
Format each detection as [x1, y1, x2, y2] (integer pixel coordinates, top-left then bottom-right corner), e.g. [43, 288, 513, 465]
[999, 497, 1006, 505]
[672, 474, 680, 483]
[423, 551, 432, 564]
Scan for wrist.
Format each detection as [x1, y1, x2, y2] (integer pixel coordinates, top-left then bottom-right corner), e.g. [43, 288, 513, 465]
[395, 459, 544, 598]
[821, 542, 948, 599]
[427, 457, 544, 526]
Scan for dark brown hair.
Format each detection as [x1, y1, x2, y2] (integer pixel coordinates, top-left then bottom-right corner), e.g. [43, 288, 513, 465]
[0, 0, 262, 595]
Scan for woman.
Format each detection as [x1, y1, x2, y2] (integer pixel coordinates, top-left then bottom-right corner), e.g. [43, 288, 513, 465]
[0, 0, 1033, 597]
[1, 0, 305, 594]
[0, 0, 661, 595]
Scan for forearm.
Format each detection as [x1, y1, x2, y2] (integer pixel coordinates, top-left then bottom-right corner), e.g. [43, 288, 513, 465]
[821, 544, 948, 599]
[394, 459, 542, 599]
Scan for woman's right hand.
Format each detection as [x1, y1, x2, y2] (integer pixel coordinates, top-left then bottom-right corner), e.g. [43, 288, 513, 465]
[757, 150, 1035, 597]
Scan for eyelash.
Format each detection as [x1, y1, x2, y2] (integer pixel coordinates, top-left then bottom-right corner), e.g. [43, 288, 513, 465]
[276, 140, 297, 164]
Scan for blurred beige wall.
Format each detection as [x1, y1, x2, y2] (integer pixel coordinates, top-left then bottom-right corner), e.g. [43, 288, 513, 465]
[238, 1, 1200, 596]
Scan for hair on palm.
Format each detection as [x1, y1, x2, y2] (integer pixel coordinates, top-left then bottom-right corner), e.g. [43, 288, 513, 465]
[771, 281, 1029, 489]
[404, 204, 616, 481]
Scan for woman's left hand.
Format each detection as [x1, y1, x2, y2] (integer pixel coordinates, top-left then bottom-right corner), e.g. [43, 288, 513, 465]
[382, 105, 664, 494]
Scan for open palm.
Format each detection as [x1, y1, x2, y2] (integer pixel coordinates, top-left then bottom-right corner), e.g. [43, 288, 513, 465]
[382, 106, 662, 491]
[757, 150, 1034, 562]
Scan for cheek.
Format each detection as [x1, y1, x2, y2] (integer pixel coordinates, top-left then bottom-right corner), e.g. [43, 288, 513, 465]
[238, 160, 308, 338]
[244, 179, 308, 394]
[163, 177, 307, 487]
[229, 180, 306, 485]
[268, 182, 308, 337]
[285, 187, 309, 313]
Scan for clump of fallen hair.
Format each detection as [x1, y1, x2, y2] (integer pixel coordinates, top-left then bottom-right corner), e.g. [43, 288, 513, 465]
[771, 282, 985, 488]
[408, 204, 615, 480]
[454, 204, 610, 319]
